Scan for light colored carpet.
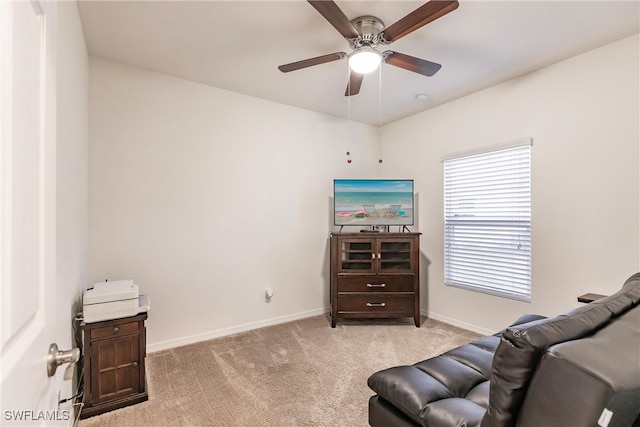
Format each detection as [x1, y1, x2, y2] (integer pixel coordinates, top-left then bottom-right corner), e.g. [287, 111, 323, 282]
[79, 315, 481, 427]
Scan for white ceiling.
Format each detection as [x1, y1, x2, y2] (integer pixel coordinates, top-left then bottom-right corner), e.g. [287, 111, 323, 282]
[77, 0, 639, 126]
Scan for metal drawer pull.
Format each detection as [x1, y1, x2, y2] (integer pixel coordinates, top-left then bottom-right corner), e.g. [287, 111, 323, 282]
[366, 302, 386, 307]
[371, 253, 375, 259]
[113, 326, 119, 334]
[367, 283, 386, 288]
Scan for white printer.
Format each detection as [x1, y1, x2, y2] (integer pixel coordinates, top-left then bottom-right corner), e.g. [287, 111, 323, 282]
[83, 279, 150, 323]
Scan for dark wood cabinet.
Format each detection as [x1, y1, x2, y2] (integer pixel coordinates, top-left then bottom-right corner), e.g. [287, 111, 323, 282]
[80, 313, 148, 418]
[330, 232, 421, 327]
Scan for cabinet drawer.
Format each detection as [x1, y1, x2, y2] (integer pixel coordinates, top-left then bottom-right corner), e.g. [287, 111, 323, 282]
[337, 295, 414, 313]
[90, 321, 139, 340]
[337, 275, 414, 293]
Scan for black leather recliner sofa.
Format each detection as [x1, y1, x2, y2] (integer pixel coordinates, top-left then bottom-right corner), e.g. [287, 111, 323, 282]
[368, 273, 640, 427]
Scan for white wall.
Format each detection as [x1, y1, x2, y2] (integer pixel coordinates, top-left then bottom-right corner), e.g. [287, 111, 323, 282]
[88, 58, 379, 351]
[56, 0, 88, 406]
[381, 34, 640, 334]
[89, 34, 639, 347]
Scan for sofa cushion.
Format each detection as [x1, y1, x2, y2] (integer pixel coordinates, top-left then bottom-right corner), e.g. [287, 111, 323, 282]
[368, 365, 452, 425]
[481, 302, 613, 427]
[368, 336, 499, 426]
[466, 381, 490, 409]
[369, 396, 422, 427]
[421, 398, 486, 427]
[414, 351, 487, 398]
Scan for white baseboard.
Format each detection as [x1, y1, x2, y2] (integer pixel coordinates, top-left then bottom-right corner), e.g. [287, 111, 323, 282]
[148, 308, 494, 353]
[147, 307, 329, 353]
[422, 309, 495, 336]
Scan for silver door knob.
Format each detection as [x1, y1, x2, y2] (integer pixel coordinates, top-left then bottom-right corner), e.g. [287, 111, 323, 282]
[46, 343, 80, 377]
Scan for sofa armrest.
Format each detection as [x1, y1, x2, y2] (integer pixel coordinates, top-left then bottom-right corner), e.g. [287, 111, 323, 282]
[518, 307, 640, 427]
[482, 303, 613, 427]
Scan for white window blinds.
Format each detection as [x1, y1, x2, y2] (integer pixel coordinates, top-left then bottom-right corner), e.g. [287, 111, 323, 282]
[443, 143, 531, 302]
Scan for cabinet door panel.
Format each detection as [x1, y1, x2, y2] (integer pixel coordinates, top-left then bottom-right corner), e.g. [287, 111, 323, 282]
[337, 239, 375, 273]
[379, 238, 416, 272]
[115, 365, 136, 395]
[91, 335, 140, 403]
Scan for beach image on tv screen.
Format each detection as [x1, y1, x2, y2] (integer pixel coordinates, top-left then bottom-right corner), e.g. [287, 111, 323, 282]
[334, 179, 414, 226]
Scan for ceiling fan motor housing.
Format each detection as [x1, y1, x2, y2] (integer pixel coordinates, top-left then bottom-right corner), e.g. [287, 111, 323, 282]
[349, 16, 385, 49]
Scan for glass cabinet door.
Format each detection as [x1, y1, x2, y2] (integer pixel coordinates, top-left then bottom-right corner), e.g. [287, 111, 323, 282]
[378, 239, 415, 273]
[335, 237, 417, 274]
[336, 239, 375, 274]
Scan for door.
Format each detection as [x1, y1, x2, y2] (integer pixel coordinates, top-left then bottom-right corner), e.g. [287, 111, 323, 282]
[1, 0, 59, 421]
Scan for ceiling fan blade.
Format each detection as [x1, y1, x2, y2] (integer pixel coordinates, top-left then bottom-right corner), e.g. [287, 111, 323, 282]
[308, 0, 360, 39]
[278, 52, 346, 73]
[383, 51, 442, 77]
[345, 71, 363, 96]
[380, 0, 459, 43]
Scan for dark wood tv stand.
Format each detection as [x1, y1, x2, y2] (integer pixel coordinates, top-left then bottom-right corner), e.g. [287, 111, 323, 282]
[330, 232, 421, 327]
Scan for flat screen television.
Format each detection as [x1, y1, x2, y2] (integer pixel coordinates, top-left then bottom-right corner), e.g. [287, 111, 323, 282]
[334, 179, 414, 226]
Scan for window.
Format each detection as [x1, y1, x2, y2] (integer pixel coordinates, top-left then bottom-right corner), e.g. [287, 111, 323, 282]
[443, 142, 531, 302]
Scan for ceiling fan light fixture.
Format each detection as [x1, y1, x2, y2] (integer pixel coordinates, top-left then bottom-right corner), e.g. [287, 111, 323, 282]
[348, 48, 381, 74]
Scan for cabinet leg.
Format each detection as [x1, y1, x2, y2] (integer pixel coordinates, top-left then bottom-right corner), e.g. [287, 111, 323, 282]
[414, 315, 420, 327]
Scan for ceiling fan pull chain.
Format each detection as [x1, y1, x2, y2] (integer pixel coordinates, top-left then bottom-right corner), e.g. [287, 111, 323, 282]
[347, 62, 352, 164]
[378, 65, 383, 164]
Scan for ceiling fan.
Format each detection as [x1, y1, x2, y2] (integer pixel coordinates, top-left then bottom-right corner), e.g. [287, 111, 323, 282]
[278, 0, 459, 96]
